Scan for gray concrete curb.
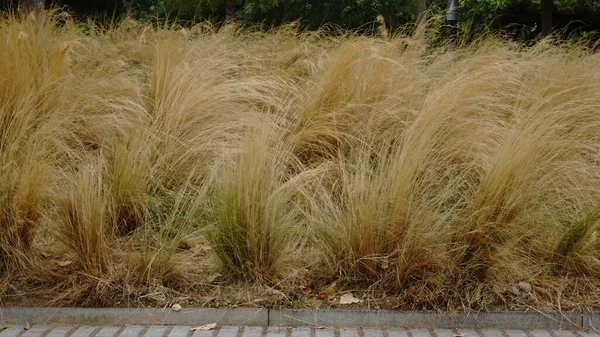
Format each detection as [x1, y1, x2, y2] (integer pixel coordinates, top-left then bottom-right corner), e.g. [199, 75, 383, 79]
[0, 308, 267, 326]
[271, 310, 584, 329]
[0, 308, 595, 329]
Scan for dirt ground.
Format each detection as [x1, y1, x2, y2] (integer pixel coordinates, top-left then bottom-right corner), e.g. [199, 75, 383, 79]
[3, 232, 600, 311]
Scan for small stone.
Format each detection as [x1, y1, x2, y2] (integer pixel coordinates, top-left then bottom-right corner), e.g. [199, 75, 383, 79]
[171, 303, 182, 312]
[24, 323, 30, 330]
[518, 281, 532, 293]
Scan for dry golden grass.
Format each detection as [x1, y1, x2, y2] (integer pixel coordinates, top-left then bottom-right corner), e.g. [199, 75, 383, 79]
[1, 11, 599, 310]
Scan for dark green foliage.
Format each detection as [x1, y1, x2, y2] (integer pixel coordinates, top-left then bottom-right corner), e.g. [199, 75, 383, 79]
[147, 0, 415, 32]
[236, 0, 415, 31]
[460, 0, 600, 39]
[141, 0, 600, 39]
[1, 0, 599, 38]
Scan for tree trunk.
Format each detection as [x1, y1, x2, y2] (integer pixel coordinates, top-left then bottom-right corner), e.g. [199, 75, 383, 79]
[541, 0, 552, 36]
[416, 0, 426, 25]
[226, 0, 237, 20]
[20, 0, 44, 12]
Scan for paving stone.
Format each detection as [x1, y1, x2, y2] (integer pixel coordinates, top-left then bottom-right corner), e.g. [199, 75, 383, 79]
[576, 331, 600, 337]
[480, 330, 504, 337]
[553, 332, 575, 337]
[0, 320, 592, 337]
[265, 327, 286, 337]
[168, 327, 191, 337]
[290, 328, 310, 337]
[314, 329, 334, 337]
[217, 327, 239, 337]
[433, 329, 454, 337]
[96, 327, 121, 337]
[119, 326, 145, 337]
[457, 329, 478, 337]
[505, 330, 527, 337]
[339, 328, 359, 337]
[191, 327, 214, 337]
[242, 328, 263, 337]
[71, 326, 99, 337]
[46, 327, 75, 337]
[0, 327, 25, 337]
[363, 329, 383, 337]
[411, 328, 431, 337]
[22, 326, 51, 337]
[387, 329, 408, 337]
[530, 331, 551, 337]
[145, 327, 169, 337]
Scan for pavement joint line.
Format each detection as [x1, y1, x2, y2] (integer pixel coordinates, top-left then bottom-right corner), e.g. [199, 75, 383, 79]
[39, 325, 53, 337]
[115, 326, 127, 337]
[139, 326, 150, 337]
[427, 328, 435, 337]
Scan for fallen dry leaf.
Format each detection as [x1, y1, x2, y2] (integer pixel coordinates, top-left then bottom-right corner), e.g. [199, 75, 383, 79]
[318, 282, 338, 297]
[56, 260, 72, 267]
[191, 323, 216, 331]
[171, 303, 182, 312]
[24, 323, 30, 330]
[339, 293, 362, 305]
[206, 273, 223, 284]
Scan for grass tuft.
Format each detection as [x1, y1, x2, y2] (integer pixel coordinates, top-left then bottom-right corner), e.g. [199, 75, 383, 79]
[0, 10, 599, 310]
[207, 125, 301, 282]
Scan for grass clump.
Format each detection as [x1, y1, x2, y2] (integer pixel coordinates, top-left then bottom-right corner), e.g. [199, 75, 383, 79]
[207, 125, 301, 282]
[0, 10, 599, 310]
[56, 163, 112, 276]
[553, 207, 600, 276]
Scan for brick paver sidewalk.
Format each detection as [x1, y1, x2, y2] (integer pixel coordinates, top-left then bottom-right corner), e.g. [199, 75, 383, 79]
[1, 326, 598, 337]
